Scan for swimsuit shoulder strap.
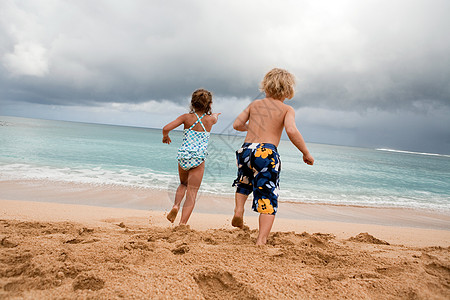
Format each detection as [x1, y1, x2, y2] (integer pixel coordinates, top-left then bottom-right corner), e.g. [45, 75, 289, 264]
[197, 113, 207, 131]
[188, 112, 207, 131]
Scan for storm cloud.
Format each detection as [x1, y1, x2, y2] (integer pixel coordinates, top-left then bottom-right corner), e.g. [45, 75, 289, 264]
[1, 0, 449, 153]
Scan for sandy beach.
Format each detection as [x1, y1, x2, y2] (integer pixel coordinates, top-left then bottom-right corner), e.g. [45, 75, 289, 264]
[1, 181, 449, 299]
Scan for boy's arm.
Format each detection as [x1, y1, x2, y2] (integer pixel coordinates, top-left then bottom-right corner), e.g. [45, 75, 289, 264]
[284, 106, 314, 165]
[233, 105, 250, 131]
[162, 114, 185, 144]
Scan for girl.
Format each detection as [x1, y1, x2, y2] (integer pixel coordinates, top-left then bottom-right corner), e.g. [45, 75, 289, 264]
[162, 89, 220, 225]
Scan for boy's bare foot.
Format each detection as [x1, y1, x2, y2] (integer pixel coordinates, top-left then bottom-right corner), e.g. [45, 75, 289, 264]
[167, 208, 178, 223]
[231, 215, 244, 228]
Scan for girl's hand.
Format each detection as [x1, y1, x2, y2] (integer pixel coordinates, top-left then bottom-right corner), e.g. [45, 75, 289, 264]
[212, 113, 221, 120]
[162, 135, 171, 144]
[303, 153, 314, 165]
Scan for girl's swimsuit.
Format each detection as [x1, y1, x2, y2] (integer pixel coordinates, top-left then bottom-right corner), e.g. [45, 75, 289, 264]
[177, 113, 210, 170]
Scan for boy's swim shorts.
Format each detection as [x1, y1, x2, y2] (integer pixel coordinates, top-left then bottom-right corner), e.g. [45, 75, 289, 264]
[232, 142, 281, 215]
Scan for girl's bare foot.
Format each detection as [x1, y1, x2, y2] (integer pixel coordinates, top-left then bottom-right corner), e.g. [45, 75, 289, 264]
[256, 238, 267, 245]
[231, 215, 244, 228]
[167, 208, 178, 223]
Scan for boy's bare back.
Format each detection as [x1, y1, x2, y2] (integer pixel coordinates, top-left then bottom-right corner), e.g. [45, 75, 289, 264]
[234, 97, 313, 165]
[243, 98, 290, 146]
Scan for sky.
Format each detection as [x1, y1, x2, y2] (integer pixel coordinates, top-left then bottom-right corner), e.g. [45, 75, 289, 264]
[0, 0, 449, 154]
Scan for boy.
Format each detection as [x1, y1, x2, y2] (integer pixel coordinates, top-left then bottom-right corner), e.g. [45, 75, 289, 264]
[232, 68, 314, 245]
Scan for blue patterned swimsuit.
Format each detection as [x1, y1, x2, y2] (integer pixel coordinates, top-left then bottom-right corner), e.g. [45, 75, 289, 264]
[177, 113, 210, 170]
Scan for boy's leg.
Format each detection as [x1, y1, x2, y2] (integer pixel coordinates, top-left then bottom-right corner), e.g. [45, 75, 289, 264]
[232, 192, 248, 228]
[231, 145, 253, 229]
[251, 144, 281, 244]
[256, 214, 275, 245]
[179, 162, 205, 225]
[167, 164, 188, 223]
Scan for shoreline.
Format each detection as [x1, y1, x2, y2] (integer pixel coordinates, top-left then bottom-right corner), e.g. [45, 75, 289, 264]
[0, 179, 449, 231]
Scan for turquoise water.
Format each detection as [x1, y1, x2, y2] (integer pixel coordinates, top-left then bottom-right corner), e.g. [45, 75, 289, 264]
[1, 116, 449, 212]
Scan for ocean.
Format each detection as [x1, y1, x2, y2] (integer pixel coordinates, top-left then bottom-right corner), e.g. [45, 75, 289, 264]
[1, 116, 449, 212]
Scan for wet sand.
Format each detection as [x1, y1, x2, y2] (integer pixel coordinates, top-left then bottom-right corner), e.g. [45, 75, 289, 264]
[1, 180, 449, 231]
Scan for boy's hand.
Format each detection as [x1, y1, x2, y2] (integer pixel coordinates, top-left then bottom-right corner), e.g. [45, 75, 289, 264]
[303, 153, 314, 165]
[162, 135, 171, 144]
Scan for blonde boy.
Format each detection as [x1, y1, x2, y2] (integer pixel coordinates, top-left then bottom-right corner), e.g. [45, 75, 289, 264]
[232, 68, 314, 245]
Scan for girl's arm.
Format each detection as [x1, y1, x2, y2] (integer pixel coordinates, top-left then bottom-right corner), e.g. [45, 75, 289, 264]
[162, 115, 185, 144]
[211, 113, 221, 124]
[233, 105, 250, 132]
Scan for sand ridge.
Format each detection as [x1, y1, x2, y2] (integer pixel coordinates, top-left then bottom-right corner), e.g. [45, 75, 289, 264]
[1, 218, 449, 299]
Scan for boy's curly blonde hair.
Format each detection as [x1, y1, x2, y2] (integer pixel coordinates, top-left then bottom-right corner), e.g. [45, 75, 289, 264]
[260, 68, 295, 100]
[190, 89, 213, 115]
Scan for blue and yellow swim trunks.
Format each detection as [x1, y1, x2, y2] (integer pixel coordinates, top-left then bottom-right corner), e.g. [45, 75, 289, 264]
[232, 143, 281, 215]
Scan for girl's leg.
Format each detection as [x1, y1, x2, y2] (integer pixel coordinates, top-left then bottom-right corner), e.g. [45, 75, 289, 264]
[167, 164, 189, 223]
[232, 193, 248, 228]
[179, 162, 205, 225]
[256, 214, 275, 245]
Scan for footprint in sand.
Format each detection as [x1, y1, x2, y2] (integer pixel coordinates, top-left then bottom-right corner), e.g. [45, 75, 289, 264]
[194, 270, 258, 300]
[1, 237, 18, 248]
[64, 237, 84, 244]
[3, 279, 27, 292]
[72, 273, 105, 291]
[348, 233, 390, 245]
[172, 243, 190, 255]
[124, 240, 154, 251]
[266, 247, 284, 257]
[424, 262, 450, 279]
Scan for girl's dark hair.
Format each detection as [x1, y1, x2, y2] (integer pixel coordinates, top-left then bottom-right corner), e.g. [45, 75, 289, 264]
[190, 89, 212, 115]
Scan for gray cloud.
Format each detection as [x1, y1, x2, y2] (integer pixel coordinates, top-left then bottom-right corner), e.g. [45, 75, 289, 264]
[1, 0, 449, 110]
[296, 106, 450, 154]
[1, 0, 449, 154]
